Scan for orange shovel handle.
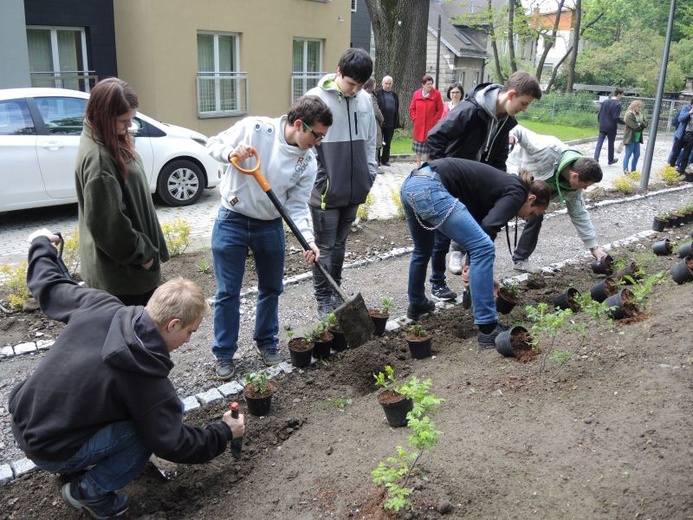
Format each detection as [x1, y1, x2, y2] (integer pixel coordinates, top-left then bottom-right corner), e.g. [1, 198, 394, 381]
[230, 147, 270, 192]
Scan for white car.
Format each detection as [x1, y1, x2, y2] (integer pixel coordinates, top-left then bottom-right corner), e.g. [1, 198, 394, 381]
[0, 87, 222, 212]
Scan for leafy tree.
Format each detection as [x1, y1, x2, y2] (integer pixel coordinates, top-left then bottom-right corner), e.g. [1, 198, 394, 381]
[364, 0, 430, 128]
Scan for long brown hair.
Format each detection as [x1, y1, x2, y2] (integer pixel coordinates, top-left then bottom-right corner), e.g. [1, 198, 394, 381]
[518, 168, 551, 208]
[85, 78, 139, 180]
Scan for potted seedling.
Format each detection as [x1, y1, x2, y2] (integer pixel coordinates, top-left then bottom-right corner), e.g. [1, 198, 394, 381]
[307, 320, 333, 359]
[495, 325, 535, 360]
[287, 330, 313, 368]
[495, 281, 520, 314]
[590, 254, 614, 276]
[404, 323, 432, 359]
[590, 276, 618, 303]
[604, 287, 641, 320]
[652, 211, 670, 232]
[652, 238, 674, 256]
[243, 371, 274, 416]
[550, 287, 581, 312]
[614, 259, 644, 284]
[670, 255, 693, 285]
[369, 297, 394, 336]
[373, 365, 413, 427]
[325, 312, 347, 351]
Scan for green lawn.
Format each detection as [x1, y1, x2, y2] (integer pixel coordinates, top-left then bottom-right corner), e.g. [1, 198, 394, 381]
[389, 122, 598, 156]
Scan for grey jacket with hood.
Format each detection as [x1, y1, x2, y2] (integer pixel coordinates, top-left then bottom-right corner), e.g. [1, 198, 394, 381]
[307, 74, 377, 209]
[426, 82, 517, 170]
[507, 125, 599, 249]
[9, 238, 232, 463]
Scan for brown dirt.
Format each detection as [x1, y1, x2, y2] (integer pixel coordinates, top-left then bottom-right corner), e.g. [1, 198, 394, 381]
[1, 221, 693, 519]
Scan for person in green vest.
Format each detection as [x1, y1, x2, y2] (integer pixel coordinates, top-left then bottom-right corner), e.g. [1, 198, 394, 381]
[507, 125, 607, 273]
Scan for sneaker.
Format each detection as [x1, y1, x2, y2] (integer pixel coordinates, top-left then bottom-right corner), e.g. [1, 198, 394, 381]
[317, 300, 335, 320]
[382, 162, 391, 167]
[62, 481, 129, 519]
[608, 159, 619, 165]
[377, 168, 385, 174]
[215, 359, 235, 380]
[406, 300, 436, 321]
[431, 283, 457, 302]
[448, 251, 463, 275]
[513, 259, 540, 274]
[477, 323, 511, 350]
[255, 344, 284, 366]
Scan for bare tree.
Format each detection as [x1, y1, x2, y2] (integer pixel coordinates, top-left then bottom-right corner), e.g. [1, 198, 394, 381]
[486, 0, 505, 81]
[364, 0, 430, 128]
[533, 0, 567, 84]
[565, 0, 582, 92]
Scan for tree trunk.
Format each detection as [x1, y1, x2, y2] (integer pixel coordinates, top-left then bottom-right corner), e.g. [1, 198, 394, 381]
[534, 0, 566, 84]
[365, 0, 430, 129]
[507, 0, 517, 72]
[565, 0, 582, 93]
[487, 0, 505, 81]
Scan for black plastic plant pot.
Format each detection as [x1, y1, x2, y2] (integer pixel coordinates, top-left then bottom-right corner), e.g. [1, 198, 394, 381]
[312, 334, 333, 359]
[652, 217, 667, 232]
[495, 325, 534, 358]
[378, 391, 413, 428]
[590, 277, 618, 303]
[406, 336, 432, 359]
[590, 254, 614, 275]
[288, 338, 313, 368]
[652, 239, 673, 256]
[670, 256, 693, 285]
[677, 242, 693, 259]
[551, 287, 581, 312]
[495, 288, 519, 315]
[244, 385, 274, 417]
[604, 288, 640, 320]
[328, 327, 348, 351]
[370, 313, 389, 337]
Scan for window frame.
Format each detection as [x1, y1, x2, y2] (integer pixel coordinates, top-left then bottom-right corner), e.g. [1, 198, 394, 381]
[291, 38, 324, 102]
[26, 26, 93, 91]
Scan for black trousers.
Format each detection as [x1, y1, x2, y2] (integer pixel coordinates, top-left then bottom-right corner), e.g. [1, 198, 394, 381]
[380, 126, 395, 164]
[594, 130, 617, 162]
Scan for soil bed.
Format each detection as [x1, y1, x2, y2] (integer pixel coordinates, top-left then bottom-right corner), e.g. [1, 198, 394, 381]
[1, 220, 692, 519]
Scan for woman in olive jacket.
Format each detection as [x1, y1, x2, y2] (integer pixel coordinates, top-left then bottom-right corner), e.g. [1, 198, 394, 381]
[75, 78, 169, 305]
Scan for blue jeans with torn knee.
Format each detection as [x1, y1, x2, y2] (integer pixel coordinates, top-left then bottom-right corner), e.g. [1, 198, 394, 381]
[401, 169, 497, 326]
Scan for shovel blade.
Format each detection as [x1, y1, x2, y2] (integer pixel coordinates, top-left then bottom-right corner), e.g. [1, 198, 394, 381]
[333, 292, 374, 348]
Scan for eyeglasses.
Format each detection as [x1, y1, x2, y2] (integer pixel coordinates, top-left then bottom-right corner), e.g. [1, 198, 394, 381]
[302, 121, 326, 142]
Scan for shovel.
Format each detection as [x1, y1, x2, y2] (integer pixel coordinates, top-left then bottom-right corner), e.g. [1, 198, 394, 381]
[231, 148, 374, 348]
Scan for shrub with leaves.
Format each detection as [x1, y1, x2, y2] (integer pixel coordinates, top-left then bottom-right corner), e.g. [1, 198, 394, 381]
[611, 174, 636, 194]
[161, 218, 191, 257]
[660, 165, 683, 184]
[390, 187, 405, 220]
[244, 371, 270, 396]
[60, 229, 81, 275]
[0, 262, 31, 310]
[356, 192, 375, 220]
[372, 375, 443, 512]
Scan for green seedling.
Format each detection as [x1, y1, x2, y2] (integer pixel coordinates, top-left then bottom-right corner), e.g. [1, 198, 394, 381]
[197, 258, 211, 274]
[244, 371, 270, 395]
[333, 397, 353, 410]
[380, 297, 395, 313]
[407, 324, 428, 338]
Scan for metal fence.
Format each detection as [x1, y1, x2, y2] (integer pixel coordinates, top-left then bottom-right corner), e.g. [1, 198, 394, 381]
[30, 71, 98, 92]
[196, 72, 248, 118]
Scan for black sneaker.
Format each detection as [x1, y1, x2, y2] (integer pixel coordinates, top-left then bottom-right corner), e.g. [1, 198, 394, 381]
[477, 323, 511, 350]
[608, 159, 619, 165]
[62, 481, 129, 519]
[215, 359, 235, 380]
[431, 283, 457, 302]
[406, 300, 436, 321]
[255, 344, 284, 366]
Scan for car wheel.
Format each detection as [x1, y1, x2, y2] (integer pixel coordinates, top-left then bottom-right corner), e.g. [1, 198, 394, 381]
[156, 160, 205, 206]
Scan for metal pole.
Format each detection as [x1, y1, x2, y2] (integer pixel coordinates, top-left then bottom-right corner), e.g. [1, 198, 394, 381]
[435, 15, 441, 88]
[640, 0, 676, 189]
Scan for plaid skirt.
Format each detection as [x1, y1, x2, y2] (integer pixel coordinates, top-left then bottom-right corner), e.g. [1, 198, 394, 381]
[412, 140, 430, 154]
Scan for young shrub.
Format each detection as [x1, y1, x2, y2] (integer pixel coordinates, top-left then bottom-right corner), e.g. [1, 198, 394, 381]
[161, 218, 191, 257]
[244, 371, 271, 396]
[61, 229, 81, 275]
[660, 165, 683, 184]
[356, 192, 375, 220]
[611, 174, 636, 194]
[0, 262, 31, 310]
[390, 187, 405, 220]
[372, 373, 443, 512]
[380, 297, 395, 313]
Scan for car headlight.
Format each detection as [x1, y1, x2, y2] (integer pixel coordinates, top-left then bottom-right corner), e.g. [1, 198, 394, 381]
[190, 132, 208, 146]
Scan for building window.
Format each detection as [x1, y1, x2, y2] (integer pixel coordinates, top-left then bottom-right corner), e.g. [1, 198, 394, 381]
[291, 38, 323, 101]
[351, 0, 357, 12]
[197, 32, 247, 117]
[26, 27, 94, 91]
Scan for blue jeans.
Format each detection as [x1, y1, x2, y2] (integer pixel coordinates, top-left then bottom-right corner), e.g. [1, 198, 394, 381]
[429, 231, 450, 285]
[32, 421, 150, 495]
[623, 142, 641, 172]
[594, 130, 617, 162]
[310, 205, 358, 303]
[211, 207, 285, 360]
[401, 170, 497, 325]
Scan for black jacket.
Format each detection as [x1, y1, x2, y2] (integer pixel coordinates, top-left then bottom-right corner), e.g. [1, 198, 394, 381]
[429, 158, 528, 240]
[374, 88, 400, 129]
[426, 83, 517, 170]
[9, 238, 232, 463]
[597, 98, 624, 133]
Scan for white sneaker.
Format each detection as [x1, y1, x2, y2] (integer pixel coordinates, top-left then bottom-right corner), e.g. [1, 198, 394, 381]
[448, 251, 463, 275]
[513, 259, 540, 274]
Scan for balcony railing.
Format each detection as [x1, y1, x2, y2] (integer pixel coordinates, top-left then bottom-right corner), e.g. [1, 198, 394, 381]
[30, 71, 98, 92]
[197, 72, 248, 118]
[291, 72, 328, 102]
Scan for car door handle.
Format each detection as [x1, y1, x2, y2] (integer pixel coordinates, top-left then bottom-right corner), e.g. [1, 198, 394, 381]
[40, 141, 65, 151]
